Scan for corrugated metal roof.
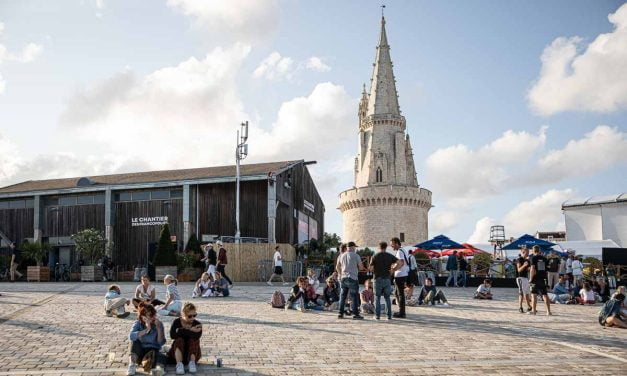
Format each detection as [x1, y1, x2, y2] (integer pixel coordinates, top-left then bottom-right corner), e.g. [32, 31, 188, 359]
[0, 160, 300, 194]
[562, 193, 627, 208]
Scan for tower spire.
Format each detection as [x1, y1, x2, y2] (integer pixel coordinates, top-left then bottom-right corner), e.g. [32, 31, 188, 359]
[367, 10, 400, 116]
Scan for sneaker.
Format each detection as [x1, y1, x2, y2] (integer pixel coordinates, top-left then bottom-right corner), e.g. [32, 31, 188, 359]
[442, 303, 450, 307]
[283, 282, 289, 285]
[188, 360, 197, 373]
[299, 306, 306, 313]
[127, 364, 136, 376]
[337, 313, 344, 319]
[117, 311, 131, 319]
[387, 316, 392, 320]
[352, 315, 364, 320]
[375, 316, 380, 320]
[175, 362, 185, 375]
[266, 281, 273, 286]
[284, 304, 290, 311]
[151, 365, 164, 376]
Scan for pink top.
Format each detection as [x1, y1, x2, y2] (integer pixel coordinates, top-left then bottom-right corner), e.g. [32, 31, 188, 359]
[360, 289, 374, 304]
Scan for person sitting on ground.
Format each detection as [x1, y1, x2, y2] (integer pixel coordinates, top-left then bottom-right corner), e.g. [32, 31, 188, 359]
[168, 302, 202, 374]
[577, 282, 596, 305]
[417, 277, 449, 306]
[307, 268, 320, 292]
[360, 279, 375, 314]
[304, 279, 323, 308]
[598, 293, 627, 329]
[594, 279, 611, 303]
[611, 286, 627, 316]
[159, 275, 183, 316]
[474, 279, 493, 300]
[105, 284, 131, 318]
[323, 276, 340, 311]
[213, 271, 230, 297]
[127, 303, 166, 376]
[192, 272, 214, 299]
[132, 275, 165, 309]
[286, 276, 308, 312]
[548, 275, 572, 304]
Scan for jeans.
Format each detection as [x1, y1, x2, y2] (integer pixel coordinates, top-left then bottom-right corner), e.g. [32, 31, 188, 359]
[458, 271, 467, 287]
[338, 277, 359, 316]
[129, 340, 165, 366]
[446, 270, 458, 286]
[217, 265, 232, 285]
[394, 276, 407, 315]
[373, 277, 393, 318]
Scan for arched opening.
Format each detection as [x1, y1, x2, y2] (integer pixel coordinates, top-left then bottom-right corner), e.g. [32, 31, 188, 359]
[375, 167, 383, 183]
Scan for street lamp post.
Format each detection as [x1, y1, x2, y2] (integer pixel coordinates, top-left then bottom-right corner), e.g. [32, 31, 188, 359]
[235, 121, 249, 243]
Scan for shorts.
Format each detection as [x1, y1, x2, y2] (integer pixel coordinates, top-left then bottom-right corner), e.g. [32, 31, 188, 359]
[530, 279, 547, 295]
[207, 264, 216, 276]
[516, 277, 530, 296]
[274, 266, 283, 275]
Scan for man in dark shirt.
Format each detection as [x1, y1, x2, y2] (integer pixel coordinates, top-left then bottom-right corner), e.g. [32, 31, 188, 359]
[10, 242, 23, 282]
[204, 244, 218, 277]
[215, 241, 233, 287]
[516, 247, 532, 313]
[369, 241, 402, 320]
[529, 245, 552, 316]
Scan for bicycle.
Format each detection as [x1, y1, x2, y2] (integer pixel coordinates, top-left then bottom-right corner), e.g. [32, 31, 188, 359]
[54, 263, 70, 282]
[0, 265, 9, 281]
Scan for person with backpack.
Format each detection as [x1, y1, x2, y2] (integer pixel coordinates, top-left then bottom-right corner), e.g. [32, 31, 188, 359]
[445, 251, 458, 287]
[390, 237, 410, 318]
[546, 253, 561, 289]
[598, 293, 627, 328]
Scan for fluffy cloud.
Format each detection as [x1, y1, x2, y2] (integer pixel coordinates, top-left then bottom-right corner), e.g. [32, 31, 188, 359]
[0, 22, 43, 94]
[305, 57, 331, 72]
[425, 127, 547, 206]
[529, 125, 627, 184]
[167, 0, 279, 42]
[430, 210, 462, 236]
[528, 3, 627, 115]
[466, 189, 575, 243]
[253, 52, 294, 81]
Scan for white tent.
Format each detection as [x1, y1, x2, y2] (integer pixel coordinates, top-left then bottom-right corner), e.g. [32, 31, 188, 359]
[553, 239, 621, 258]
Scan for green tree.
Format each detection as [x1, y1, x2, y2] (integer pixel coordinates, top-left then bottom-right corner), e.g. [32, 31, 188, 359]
[71, 228, 106, 266]
[21, 241, 51, 266]
[320, 232, 342, 252]
[185, 233, 204, 268]
[153, 224, 177, 266]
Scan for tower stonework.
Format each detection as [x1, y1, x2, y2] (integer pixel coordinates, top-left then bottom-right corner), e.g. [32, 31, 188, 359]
[339, 16, 432, 247]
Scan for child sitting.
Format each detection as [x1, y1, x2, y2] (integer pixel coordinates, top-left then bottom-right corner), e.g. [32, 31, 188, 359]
[577, 282, 596, 305]
[159, 275, 182, 317]
[360, 279, 375, 314]
[474, 279, 493, 300]
[286, 276, 308, 312]
[132, 275, 165, 309]
[305, 280, 323, 308]
[213, 271, 230, 297]
[323, 277, 340, 311]
[192, 272, 214, 298]
[416, 278, 449, 306]
[104, 284, 131, 318]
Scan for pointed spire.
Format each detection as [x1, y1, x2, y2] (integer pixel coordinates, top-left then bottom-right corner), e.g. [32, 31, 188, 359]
[366, 14, 400, 116]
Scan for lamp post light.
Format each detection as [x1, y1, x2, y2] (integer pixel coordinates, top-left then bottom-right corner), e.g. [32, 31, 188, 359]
[235, 121, 249, 243]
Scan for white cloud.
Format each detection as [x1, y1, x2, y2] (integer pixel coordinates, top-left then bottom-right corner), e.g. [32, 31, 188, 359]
[167, 0, 279, 42]
[430, 210, 462, 236]
[14, 42, 43, 63]
[305, 57, 331, 72]
[253, 52, 294, 81]
[529, 125, 627, 184]
[528, 3, 627, 115]
[468, 217, 495, 244]
[425, 127, 547, 206]
[0, 23, 43, 94]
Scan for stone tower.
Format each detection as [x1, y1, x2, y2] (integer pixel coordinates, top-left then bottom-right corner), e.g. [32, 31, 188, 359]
[338, 15, 432, 247]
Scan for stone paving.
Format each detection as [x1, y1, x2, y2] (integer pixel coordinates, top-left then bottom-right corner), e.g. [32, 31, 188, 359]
[0, 282, 625, 375]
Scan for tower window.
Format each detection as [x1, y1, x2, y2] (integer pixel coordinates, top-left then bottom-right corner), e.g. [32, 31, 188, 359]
[376, 167, 383, 183]
[400, 232, 405, 242]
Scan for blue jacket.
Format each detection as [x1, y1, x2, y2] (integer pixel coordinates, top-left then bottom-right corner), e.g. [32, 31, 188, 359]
[446, 256, 458, 271]
[129, 320, 166, 350]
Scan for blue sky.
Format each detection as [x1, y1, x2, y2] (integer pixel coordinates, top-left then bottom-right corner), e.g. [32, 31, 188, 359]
[0, 0, 625, 245]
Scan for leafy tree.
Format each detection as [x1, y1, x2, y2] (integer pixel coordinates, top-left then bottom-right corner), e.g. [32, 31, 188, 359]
[320, 232, 341, 252]
[357, 247, 374, 257]
[71, 228, 106, 266]
[153, 224, 177, 266]
[185, 233, 204, 268]
[21, 241, 51, 266]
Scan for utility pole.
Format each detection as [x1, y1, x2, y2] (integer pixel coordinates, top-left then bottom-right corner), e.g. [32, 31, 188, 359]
[235, 121, 249, 243]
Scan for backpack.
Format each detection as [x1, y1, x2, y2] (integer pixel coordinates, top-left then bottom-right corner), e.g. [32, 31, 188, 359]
[270, 290, 285, 308]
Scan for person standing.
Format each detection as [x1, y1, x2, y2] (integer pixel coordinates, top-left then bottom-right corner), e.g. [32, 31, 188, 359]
[369, 241, 402, 320]
[606, 263, 617, 289]
[566, 254, 574, 289]
[529, 245, 552, 315]
[445, 251, 458, 287]
[390, 237, 409, 318]
[457, 254, 468, 288]
[516, 247, 532, 313]
[267, 246, 287, 285]
[571, 257, 584, 286]
[203, 244, 217, 278]
[546, 254, 560, 289]
[9, 242, 23, 282]
[216, 241, 233, 287]
[336, 242, 366, 320]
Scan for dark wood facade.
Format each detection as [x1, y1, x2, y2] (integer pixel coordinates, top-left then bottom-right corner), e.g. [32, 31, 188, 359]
[113, 199, 183, 268]
[43, 204, 105, 237]
[0, 208, 34, 244]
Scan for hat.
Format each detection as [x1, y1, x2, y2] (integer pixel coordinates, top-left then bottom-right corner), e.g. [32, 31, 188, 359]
[216, 240, 223, 246]
[347, 241, 358, 247]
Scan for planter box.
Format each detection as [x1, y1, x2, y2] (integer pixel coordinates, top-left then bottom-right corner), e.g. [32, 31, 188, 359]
[178, 273, 191, 282]
[155, 266, 177, 281]
[118, 271, 135, 281]
[27, 266, 50, 282]
[81, 266, 103, 282]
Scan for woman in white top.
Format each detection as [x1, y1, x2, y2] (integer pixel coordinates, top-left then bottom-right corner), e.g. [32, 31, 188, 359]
[159, 275, 182, 316]
[192, 272, 215, 298]
[132, 275, 165, 309]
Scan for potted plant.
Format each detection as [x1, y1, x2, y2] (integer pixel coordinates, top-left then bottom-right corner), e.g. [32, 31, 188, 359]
[177, 251, 198, 282]
[71, 228, 106, 282]
[471, 253, 492, 277]
[22, 241, 51, 282]
[185, 234, 205, 279]
[154, 224, 177, 281]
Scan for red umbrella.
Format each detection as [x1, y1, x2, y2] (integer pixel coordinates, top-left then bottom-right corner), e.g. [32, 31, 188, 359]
[411, 248, 441, 258]
[441, 243, 488, 257]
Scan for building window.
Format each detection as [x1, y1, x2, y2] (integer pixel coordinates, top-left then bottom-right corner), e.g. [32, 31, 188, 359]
[150, 190, 170, 200]
[170, 189, 183, 199]
[115, 192, 132, 201]
[0, 201, 8, 209]
[93, 194, 105, 204]
[76, 195, 94, 205]
[376, 167, 383, 183]
[400, 232, 405, 242]
[131, 191, 151, 201]
[59, 196, 77, 206]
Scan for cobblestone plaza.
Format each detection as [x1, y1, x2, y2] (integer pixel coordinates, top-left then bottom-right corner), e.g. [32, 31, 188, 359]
[0, 283, 625, 375]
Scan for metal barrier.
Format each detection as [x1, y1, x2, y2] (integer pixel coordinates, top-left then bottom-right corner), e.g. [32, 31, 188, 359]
[258, 260, 302, 282]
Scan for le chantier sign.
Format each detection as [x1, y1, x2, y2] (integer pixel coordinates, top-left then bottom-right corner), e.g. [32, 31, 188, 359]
[131, 216, 169, 227]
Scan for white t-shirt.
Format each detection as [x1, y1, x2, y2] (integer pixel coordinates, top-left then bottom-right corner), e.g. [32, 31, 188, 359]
[135, 284, 155, 300]
[273, 251, 282, 267]
[572, 260, 583, 276]
[580, 289, 595, 301]
[394, 249, 409, 278]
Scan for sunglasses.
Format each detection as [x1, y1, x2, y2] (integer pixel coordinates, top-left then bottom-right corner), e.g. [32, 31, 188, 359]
[187, 314, 197, 319]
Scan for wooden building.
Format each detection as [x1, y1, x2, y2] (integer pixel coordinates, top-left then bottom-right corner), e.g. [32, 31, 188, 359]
[0, 160, 324, 269]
